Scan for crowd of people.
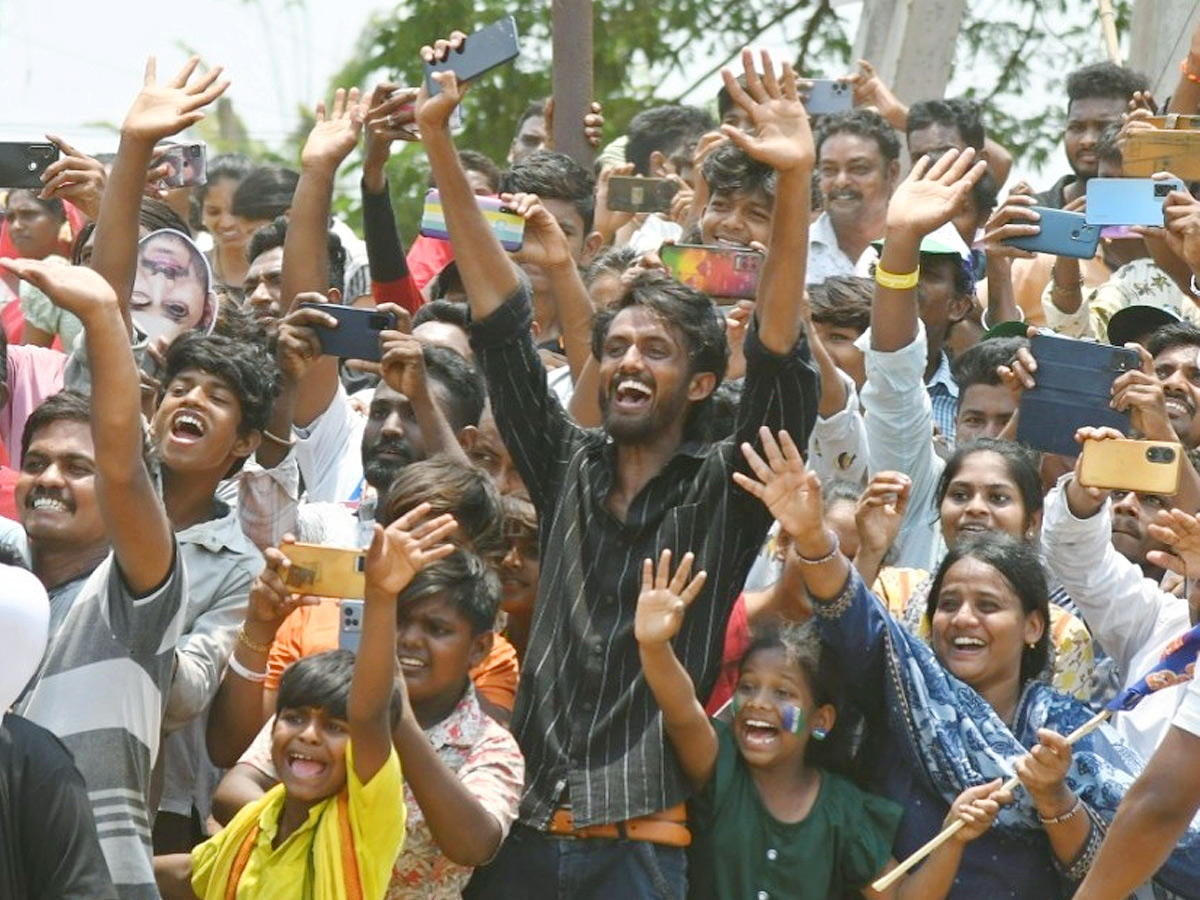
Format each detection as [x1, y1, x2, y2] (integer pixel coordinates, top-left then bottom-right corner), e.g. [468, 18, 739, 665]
[6, 14, 1200, 900]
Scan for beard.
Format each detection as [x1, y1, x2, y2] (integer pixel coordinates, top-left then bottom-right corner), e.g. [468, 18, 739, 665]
[362, 441, 417, 491]
[599, 379, 692, 445]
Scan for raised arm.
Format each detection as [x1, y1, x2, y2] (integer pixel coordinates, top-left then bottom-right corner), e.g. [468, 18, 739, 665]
[416, 32, 520, 319]
[635, 549, 715, 788]
[720, 49, 813, 354]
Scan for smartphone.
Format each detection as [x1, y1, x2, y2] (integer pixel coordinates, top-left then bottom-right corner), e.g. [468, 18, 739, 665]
[296, 302, 397, 362]
[1016, 332, 1139, 456]
[1078, 439, 1183, 495]
[338, 599, 365, 653]
[1085, 177, 1187, 226]
[606, 176, 680, 214]
[0, 142, 59, 188]
[660, 243, 764, 299]
[419, 189, 524, 251]
[424, 16, 520, 95]
[804, 79, 853, 115]
[151, 142, 207, 188]
[1122, 130, 1200, 180]
[282, 542, 366, 599]
[1002, 208, 1101, 259]
[389, 90, 464, 135]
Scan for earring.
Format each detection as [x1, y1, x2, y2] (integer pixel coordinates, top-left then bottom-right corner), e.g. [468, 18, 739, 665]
[811, 727, 828, 741]
[1025, 642, 1036, 651]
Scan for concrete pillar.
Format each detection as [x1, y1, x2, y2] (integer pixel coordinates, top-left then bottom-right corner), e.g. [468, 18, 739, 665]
[1128, 0, 1200, 100]
[852, 0, 968, 104]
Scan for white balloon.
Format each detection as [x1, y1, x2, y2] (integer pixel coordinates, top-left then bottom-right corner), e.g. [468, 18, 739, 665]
[0, 564, 49, 712]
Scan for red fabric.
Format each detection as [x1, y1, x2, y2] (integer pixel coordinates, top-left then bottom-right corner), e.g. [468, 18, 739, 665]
[405, 235, 454, 292]
[705, 594, 751, 715]
[0, 466, 17, 521]
[372, 273, 425, 315]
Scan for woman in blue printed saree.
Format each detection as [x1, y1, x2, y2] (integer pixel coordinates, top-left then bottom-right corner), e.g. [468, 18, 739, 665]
[732, 428, 1200, 900]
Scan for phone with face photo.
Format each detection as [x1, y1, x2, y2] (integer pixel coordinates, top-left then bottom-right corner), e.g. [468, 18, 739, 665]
[282, 542, 367, 599]
[419, 189, 524, 251]
[423, 16, 520, 95]
[1085, 177, 1187, 226]
[1078, 439, 1183, 495]
[606, 176, 680, 214]
[338, 599, 365, 653]
[0, 142, 59, 188]
[660, 243, 764, 299]
[297, 302, 397, 363]
[1016, 332, 1139, 456]
[1002, 208, 1101, 259]
[151, 142, 207, 188]
[804, 79, 853, 115]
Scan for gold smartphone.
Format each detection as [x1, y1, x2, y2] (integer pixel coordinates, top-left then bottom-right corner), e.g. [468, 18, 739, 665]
[1122, 130, 1200, 180]
[1078, 439, 1183, 495]
[281, 542, 366, 599]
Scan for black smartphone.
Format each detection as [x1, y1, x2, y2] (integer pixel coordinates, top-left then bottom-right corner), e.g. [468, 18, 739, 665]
[0, 142, 60, 188]
[424, 17, 520, 95]
[1016, 333, 1139, 456]
[606, 176, 680, 214]
[1002, 208, 1102, 260]
[298, 302, 397, 362]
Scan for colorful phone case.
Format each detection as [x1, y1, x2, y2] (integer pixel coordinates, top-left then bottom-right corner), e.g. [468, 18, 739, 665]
[419, 189, 525, 251]
[660, 243, 764, 299]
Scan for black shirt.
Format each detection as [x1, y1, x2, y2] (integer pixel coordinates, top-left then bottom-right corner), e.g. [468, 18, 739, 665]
[1034, 173, 1078, 210]
[0, 714, 116, 900]
[470, 286, 819, 827]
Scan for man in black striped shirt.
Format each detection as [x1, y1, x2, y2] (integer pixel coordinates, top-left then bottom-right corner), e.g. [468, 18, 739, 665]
[419, 37, 819, 900]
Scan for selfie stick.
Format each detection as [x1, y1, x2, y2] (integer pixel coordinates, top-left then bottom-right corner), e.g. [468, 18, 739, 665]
[871, 709, 1111, 892]
[1097, 0, 1123, 66]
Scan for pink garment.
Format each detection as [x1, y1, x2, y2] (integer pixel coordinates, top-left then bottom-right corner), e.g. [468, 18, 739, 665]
[405, 234, 455, 293]
[2, 343, 67, 468]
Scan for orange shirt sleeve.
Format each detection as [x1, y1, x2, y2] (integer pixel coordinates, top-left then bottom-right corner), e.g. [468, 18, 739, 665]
[265, 601, 342, 690]
[469, 633, 521, 713]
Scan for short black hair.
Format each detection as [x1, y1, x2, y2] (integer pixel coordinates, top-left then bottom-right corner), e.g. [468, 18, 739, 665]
[514, 100, 546, 134]
[413, 299, 471, 330]
[21, 391, 91, 462]
[952, 336, 1028, 394]
[970, 168, 1001, 225]
[380, 457, 505, 562]
[1097, 121, 1123, 167]
[398, 551, 501, 635]
[276, 649, 403, 725]
[906, 98, 986, 150]
[921, 251, 975, 299]
[716, 75, 749, 121]
[701, 142, 777, 207]
[1147, 322, 1200, 358]
[161, 333, 280, 436]
[247, 216, 346, 294]
[423, 344, 485, 431]
[809, 276, 872, 332]
[428, 262, 465, 302]
[500, 150, 597, 233]
[459, 149, 502, 193]
[72, 198, 190, 266]
[1066, 62, 1150, 110]
[625, 105, 715, 175]
[816, 109, 901, 165]
[232, 166, 299, 221]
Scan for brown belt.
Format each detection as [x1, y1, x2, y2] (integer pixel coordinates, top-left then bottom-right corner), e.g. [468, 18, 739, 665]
[546, 804, 691, 848]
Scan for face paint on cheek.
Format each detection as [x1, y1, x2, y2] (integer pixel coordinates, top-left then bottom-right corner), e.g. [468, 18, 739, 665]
[780, 704, 808, 735]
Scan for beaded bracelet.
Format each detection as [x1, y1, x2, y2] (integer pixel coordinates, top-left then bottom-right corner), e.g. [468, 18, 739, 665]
[1037, 795, 1082, 826]
[874, 264, 920, 291]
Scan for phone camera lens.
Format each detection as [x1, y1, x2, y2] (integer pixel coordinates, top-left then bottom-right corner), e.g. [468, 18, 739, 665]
[1070, 230, 1080, 238]
[1155, 183, 1171, 197]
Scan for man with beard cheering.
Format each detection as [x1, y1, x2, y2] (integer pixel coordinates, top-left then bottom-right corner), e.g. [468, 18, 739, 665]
[415, 33, 818, 900]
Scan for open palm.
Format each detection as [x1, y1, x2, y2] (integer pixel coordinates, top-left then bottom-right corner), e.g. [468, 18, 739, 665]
[123, 57, 229, 143]
[302, 88, 364, 168]
[721, 49, 813, 174]
[635, 550, 707, 646]
[733, 427, 824, 541]
[886, 148, 986, 236]
[365, 503, 459, 596]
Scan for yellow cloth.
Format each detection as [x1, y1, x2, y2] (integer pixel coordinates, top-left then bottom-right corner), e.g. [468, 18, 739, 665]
[191, 741, 405, 900]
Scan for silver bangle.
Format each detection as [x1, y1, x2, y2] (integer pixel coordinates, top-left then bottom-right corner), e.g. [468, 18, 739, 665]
[227, 653, 268, 684]
[794, 531, 840, 565]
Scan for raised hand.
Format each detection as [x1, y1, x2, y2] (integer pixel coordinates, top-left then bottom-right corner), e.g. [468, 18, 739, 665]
[594, 163, 637, 238]
[302, 87, 364, 171]
[506, 191, 574, 270]
[945, 778, 1012, 843]
[1110, 345, 1175, 441]
[416, 32, 469, 135]
[733, 427, 826, 549]
[364, 84, 420, 190]
[885, 147, 987, 239]
[39, 135, 107, 219]
[980, 194, 1042, 261]
[635, 549, 708, 647]
[1147, 508, 1200, 577]
[855, 471, 912, 561]
[543, 97, 605, 150]
[274, 300, 339, 381]
[720, 49, 813, 174]
[1161, 184, 1200, 276]
[379, 330, 429, 401]
[0, 258, 117, 321]
[365, 502, 459, 598]
[845, 59, 907, 127]
[122, 56, 229, 143]
[246, 543, 320, 633]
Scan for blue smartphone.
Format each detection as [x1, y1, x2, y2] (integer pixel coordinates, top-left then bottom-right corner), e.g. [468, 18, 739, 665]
[1085, 177, 1186, 227]
[424, 17, 520, 95]
[1002, 208, 1101, 259]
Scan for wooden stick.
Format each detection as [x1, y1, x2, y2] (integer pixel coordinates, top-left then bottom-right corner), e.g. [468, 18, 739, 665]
[871, 709, 1112, 892]
[1097, 0, 1123, 66]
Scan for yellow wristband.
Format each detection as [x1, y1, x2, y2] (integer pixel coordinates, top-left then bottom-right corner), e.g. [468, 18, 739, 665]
[874, 264, 921, 291]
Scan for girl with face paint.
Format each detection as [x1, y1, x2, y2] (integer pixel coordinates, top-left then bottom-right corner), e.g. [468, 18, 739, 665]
[634, 549, 1006, 900]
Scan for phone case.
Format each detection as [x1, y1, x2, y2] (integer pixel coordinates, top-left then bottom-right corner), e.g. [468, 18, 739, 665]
[1016, 333, 1139, 456]
[660, 243, 764, 299]
[419, 189, 524, 251]
[282, 543, 366, 599]
[0, 142, 60, 189]
[1085, 177, 1186, 226]
[297, 302, 396, 363]
[152, 142, 207, 188]
[1122, 129, 1200, 180]
[606, 177, 680, 214]
[1002, 208, 1101, 259]
[424, 16, 520, 94]
[1078, 439, 1183, 495]
[338, 599, 364, 653]
[805, 80, 853, 115]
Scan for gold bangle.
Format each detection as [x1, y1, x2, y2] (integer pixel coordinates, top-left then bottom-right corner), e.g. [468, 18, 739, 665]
[874, 264, 920, 291]
[237, 624, 273, 654]
[261, 429, 296, 448]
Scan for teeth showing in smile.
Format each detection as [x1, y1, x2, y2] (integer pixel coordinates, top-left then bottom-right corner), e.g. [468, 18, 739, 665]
[31, 496, 68, 512]
[288, 753, 326, 778]
[616, 380, 652, 401]
[953, 637, 986, 648]
[173, 413, 205, 437]
[398, 656, 426, 668]
[1165, 398, 1191, 417]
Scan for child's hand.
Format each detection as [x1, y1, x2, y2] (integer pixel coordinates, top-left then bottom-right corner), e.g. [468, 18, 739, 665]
[301, 87, 364, 172]
[365, 502, 459, 597]
[945, 778, 1012, 842]
[719, 49, 813, 175]
[733, 427, 826, 549]
[416, 32, 469, 136]
[635, 549, 707, 647]
[0, 259, 118, 321]
[121, 56, 229, 143]
[507, 191, 574, 271]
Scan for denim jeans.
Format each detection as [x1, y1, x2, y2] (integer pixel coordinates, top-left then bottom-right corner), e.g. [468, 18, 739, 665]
[464, 824, 687, 900]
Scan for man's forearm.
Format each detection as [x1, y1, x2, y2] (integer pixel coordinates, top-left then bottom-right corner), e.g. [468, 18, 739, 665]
[545, 262, 596, 383]
[755, 168, 810, 354]
[91, 133, 155, 335]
